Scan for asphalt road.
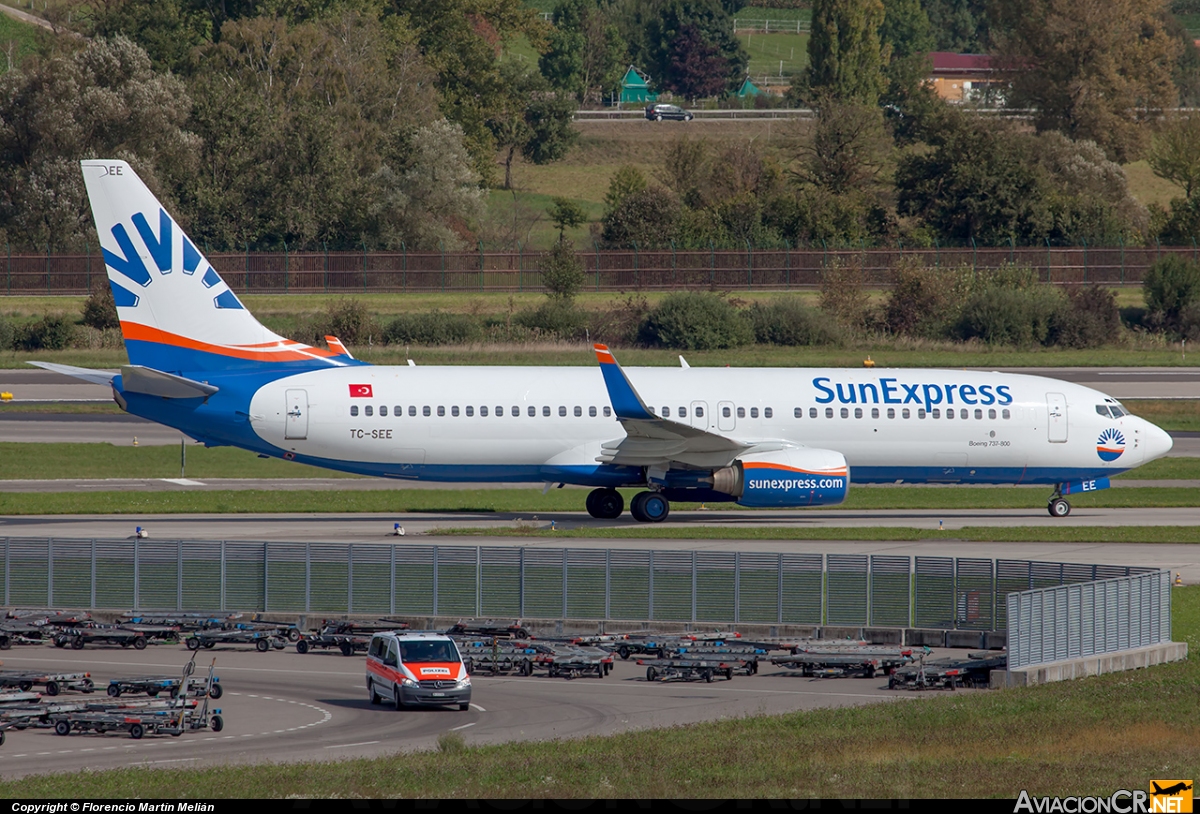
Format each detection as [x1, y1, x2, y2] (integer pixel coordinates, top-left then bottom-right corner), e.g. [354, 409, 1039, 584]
[0, 639, 912, 780]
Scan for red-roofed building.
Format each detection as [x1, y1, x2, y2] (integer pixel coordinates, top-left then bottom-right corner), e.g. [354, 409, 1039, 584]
[928, 52, 1002, 103]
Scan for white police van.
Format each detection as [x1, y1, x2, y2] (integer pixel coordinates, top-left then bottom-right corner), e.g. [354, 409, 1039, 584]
[365, 631, 471, 711]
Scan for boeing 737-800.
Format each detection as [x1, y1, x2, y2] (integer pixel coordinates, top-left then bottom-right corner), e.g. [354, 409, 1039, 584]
[37, 160, 1174, 522]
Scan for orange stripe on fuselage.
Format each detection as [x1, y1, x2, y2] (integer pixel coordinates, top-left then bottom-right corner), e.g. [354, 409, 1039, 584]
[120, 322, 337, 361]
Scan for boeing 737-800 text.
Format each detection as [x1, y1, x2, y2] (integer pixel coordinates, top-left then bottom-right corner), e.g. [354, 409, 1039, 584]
[36, 160, 1174, 522]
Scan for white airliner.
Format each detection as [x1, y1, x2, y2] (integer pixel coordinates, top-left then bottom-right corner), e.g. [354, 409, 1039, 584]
[37, 160, 1175, 521]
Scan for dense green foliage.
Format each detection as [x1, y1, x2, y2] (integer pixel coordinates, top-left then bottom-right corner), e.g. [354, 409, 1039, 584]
[638, 291, 755, 349]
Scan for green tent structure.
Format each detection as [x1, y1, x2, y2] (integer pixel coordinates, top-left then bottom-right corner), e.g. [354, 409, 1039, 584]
[737, 78, 762, 98]
[619, 66, 657, 106]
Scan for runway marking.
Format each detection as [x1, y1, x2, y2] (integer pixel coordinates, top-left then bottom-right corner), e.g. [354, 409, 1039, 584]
[449, 722, 475, 732]
[136, 757, 198, 766]
[161, 478, 206, 486]
[324, 741, 380, 749]
[469, 703, 486, 712]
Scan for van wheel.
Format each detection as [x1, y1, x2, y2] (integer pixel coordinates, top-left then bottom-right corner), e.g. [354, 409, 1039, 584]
[368, 681, 381, 705]
[394, 687, 406, 710]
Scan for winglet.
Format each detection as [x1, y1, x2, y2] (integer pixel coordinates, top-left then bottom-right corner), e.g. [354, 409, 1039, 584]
[594, 343, 654, 420]
[325, 335, 354, 359]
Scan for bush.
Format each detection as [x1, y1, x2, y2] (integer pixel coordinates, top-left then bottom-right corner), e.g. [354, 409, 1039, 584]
[383, 312, 482, 346]
[1051, 285, 1120, 348]
[538, 241, 585, 301]
[748, 299, 842, 346]
[955, 287, 1068, 346]
[81, 280, 120, 331]
[818, 261, 872, 333]
[1143, 255, 1200, 334]
[884, 261, 970, 339]
[316, 298, 378, 345]
[17, 314, 77, 351]
[0, 315, 13, 350]
[514, 300, 589, 340]
[638, 292, 754, 350]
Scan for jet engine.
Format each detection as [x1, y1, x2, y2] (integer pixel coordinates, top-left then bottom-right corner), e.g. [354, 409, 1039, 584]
[710, 448, 849, 508]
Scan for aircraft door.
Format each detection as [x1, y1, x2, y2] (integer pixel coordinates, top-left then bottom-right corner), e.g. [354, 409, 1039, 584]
[1046, 393, 1067, 443]
[690, 401, 709, 430]
[718, 400, 736, 432]
[285, 389, 309, 440]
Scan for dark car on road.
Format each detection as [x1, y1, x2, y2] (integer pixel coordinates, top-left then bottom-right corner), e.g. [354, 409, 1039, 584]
[645, 103, 693, 121]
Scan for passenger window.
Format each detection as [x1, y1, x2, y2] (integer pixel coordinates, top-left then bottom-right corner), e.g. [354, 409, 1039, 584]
[559, 406, 567, 417]
[737, 407, 746, 418]
[840, 408, 849, 418]
[723, 407, 731, 418]
[575, 406, 583, 417]
[380, 406, 387, 417]
[423, 406, 431, 417]
[437, 406, 445, 417]
[495, 406, 502, 416]
[543, 406, 551, 417]
[871, 408, 879, 419]
[661, 406, 670, 417]
[975, 409, 982, 419]
[931, 409, 940, 418]
[825, 408, 833, 418]
[810, 408, 818, 419]
[466, 406, 474, 417]
[854, 408, 862, 419]
[679, 407, 686, 418]
[589, 406, 597, 417]
[946, 409, 953, 419]
[794, 407, 803, 418]
[370, 637, 384, 659]
[905, 409, 912, 419]
[409, 406, 416, 417]
[604, 406, 612, 417]
[764, 407, 772, 419]
[960, 409, 968, 419]
[385, 643, 398, 668]
[528, 406, 536, 417]
[511, 406, 518, 416]
[350, 405, 359, 417]
[887, 408, 895, 419]
[365, 405, 373, 417]
[481, 406, 489, 417]
[451, 406, 459, 417]
[1002, 409, 1011, 419]
[750, 407, 758, 418]
[988, 409, 996, 419]
[395, 406, 401, 416]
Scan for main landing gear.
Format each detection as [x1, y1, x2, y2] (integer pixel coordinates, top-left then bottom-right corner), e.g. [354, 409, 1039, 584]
[584, 488, 670, 522]
[1048, 486, 1071, 517]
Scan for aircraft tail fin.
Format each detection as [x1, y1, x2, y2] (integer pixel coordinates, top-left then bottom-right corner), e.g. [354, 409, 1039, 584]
[80, 160, 359, 373]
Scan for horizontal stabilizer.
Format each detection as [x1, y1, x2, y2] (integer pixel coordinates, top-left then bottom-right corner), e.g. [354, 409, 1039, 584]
[121, 365, 220, 399]
[27, 361, 117, 387]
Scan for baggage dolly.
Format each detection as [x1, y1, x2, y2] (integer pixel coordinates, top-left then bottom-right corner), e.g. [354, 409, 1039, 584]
[639, 657, 739, 683]
[106, 674, 223, 699]
[0, 670, 94, 695]
[53, 626, 150, 651]
[530, 644, 611, 679]
[185, 629, 286, 652]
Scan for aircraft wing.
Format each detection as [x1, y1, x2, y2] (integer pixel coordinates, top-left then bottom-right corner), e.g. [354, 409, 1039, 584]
[27, 361, 117, 387]
[593, 344, 752, 469]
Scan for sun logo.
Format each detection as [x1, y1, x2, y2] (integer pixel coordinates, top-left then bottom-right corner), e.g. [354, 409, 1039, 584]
[1097, 428, 1126, 462]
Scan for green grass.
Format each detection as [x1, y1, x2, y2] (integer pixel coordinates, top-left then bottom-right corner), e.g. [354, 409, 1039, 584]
[0, 485, 1197, 515]
[738, 31, 809, 78]
[438, 525, 1200, 543]
[1123, 399, 1200, 432]
[484, 188, 603, 248]
[2, 587, 1195, 796]
[0, 442, 362, 480]
[0, 9, 41, 72]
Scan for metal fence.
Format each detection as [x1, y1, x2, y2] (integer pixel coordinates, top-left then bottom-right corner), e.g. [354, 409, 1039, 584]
[5, 244, 1199, 295]
[1006, 570, 1173, 669]
[0, 538, 1153, 632]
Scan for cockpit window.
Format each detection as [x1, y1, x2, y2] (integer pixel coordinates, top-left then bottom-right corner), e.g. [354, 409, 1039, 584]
[1096, 405, 1112, 417]
[1111, 405, 1127, 417]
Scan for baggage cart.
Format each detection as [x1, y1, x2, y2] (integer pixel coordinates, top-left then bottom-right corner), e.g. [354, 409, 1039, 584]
[0, 670, 94, 695]
[638, 657, 739, 683]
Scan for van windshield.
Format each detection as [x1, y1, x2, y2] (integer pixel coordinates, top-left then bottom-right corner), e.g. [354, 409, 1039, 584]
[399, 640, 459, 663]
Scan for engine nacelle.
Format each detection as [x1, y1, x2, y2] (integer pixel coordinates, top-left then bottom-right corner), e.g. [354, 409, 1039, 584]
[712, 448, 849, 508]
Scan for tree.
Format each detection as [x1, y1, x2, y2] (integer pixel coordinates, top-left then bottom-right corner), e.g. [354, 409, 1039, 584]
[0, 36, 198, 251]
[548, 197, 587, 241]
[666, 23, 728, 100]
[990, 0, 1179, 162]
[795, 100, 891, 192]
[1149, 115, 1200, 201]
[642, 0, 747, 98]
[488, 60, 578, 190]
[799, 0, 889, 106]
[603, 165, 648, 212]
[539, 0, 626, 104]
[920, 0, 989, 53]
[538, 239, 585, 300]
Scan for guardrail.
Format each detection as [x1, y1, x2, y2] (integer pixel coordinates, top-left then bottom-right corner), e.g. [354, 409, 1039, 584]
[4, 244, 1195, 295]
[1006, 570, 1172, 668]
[733, 18, 811, 33]
[0, 538, 1152, 631]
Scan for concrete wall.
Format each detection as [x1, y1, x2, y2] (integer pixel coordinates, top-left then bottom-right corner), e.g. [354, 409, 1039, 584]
[992, 642, 1189, 688]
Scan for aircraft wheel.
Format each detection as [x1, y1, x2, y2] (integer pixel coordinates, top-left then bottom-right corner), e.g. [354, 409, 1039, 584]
[630, 491, 669, 523]
[1048, 498, 1071, 518]
[585, 488, 624, 519]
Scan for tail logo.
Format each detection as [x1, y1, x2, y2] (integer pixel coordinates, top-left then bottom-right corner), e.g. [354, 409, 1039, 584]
[103, 208, 243, 312]
[1096, 428, 1126, 462]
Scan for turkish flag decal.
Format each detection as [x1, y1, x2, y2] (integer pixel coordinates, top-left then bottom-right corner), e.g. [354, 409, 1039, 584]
[349, 384, 373, 398]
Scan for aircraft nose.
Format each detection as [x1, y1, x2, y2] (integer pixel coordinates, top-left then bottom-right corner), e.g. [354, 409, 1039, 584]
[1142, 421, 1174, 462]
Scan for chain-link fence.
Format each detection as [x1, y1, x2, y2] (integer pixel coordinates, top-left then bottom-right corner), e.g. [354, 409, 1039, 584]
[1, 538, 1154, 633]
